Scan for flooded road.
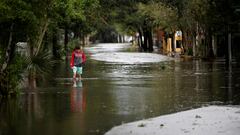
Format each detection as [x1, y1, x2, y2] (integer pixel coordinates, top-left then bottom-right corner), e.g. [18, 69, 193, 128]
[1, 43, 240, 135]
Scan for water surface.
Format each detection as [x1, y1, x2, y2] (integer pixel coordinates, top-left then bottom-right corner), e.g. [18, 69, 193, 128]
[0, 44, 240, 135]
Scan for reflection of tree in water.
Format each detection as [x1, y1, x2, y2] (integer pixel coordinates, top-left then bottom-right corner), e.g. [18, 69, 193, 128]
[23, 93, 44, 134]
[226, 63, 233, 104]
[24, 93, 43, 119]
[0, 98, 21, 135]
[0, 93, 43, 134]
[70, 80, 86, 113]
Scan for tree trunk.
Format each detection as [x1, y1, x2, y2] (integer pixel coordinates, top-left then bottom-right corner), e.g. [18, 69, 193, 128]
[138, 28, 143, 50]
[64, 27, 69, 53]
[74, 30, 80, 39]
[181, 31, 187, 54]
[147, 28, 153, 52]
[28, 71, 36, 90]
[207, 31, 214, 58]
[227, 32, 232, 63]
[142, 20, 148, 52]
[52, 29, 59, 58]
[1, 23, 14, 73]
[120, 35, 123, 43]
[35, 18, 49, 55]
[192, 33, 196, 56]
[0, 40, 13, 97]
[143, 27, 148, 52]
[123, 35, 125, 43]
[27, 18, 49, 89]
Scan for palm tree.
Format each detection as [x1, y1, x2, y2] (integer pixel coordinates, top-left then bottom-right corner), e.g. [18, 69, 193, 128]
[25, 50, 56, 89]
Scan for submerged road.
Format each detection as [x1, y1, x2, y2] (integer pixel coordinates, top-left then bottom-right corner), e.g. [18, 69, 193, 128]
[0, 43, 240, 135]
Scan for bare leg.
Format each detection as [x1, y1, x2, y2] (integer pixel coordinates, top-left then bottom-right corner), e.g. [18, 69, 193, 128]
[73, 73, 77, 80]
[72, 67, 77, 80]
[78, 74, 82, 80]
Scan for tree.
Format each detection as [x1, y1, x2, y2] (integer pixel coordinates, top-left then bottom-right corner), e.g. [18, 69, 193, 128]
[0, 0, 34, 95]
[137, 1, 178, 51]
[0, 0, 102, 94]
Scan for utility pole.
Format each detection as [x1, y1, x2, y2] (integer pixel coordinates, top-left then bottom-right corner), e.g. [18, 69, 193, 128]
[228, 31, 232, 63]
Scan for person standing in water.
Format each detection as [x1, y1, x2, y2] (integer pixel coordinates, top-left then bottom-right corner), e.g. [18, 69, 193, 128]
[70, 46, 86, 80]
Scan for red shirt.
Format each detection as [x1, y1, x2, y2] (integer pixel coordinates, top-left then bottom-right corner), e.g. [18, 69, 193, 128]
[70, 50, 86, 68]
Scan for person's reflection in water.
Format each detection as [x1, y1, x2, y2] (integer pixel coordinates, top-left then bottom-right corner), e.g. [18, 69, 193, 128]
[70, 80, 86, 112]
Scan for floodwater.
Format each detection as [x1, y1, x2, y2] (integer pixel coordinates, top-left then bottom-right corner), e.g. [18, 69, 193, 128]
[1, 43, 240, 135]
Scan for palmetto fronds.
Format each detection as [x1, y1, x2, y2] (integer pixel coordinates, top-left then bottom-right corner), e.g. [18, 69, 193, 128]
[25, 50, 56, 75]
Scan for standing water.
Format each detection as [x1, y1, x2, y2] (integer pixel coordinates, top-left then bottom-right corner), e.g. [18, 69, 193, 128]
[0, 43, 240, 135]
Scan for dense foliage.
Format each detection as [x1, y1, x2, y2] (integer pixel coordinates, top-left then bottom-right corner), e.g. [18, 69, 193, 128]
[0, 0, 101, 96]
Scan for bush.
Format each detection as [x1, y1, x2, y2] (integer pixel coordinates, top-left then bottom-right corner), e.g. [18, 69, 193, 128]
[0, 54, 25, 97]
